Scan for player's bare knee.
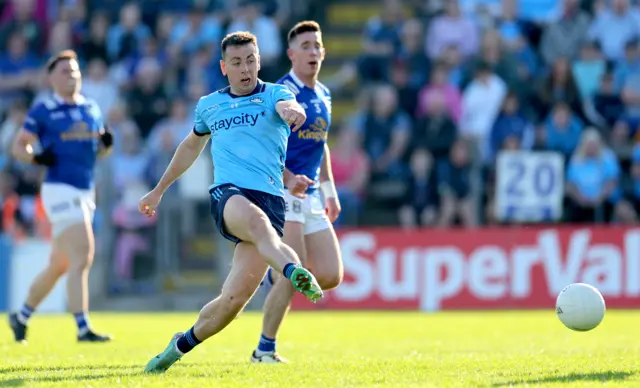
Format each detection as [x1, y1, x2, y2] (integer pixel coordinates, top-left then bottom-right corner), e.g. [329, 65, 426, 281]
[61, 230, 92, 253]
[327, 271, 344, 290]
[49, 259, 69, 276]
[315, 270, 343, 290]
[68, 259, 91, 274]
[67, 248, 93, 273]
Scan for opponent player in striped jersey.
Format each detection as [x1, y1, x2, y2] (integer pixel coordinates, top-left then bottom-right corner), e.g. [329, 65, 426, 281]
[251, 21, 343, 363]
[139, 32, 323, 374]
[9, 50, 113, 343]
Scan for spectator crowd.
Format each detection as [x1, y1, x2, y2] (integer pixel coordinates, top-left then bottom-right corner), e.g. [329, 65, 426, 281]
[0, 0, 315, 241]
[331, 0, 640, 228]
[2, 0, 640, 245]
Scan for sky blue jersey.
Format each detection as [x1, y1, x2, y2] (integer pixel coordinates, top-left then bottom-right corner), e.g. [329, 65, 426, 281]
[193, 80, 296, 197]
[23, 94, 103, 190]
[278, 70, 332, 193]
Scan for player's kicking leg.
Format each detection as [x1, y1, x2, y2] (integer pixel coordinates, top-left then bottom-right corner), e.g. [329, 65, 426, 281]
[9, 207, 111, 343]
[144, 192, 322, 373]
[252, 214, 342, 362]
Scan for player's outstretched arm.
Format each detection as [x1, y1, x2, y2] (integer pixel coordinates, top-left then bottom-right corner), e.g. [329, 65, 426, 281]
[155, 131, 209, 193]
[139, 131, 209, 217]
[276, 100, 306, 132]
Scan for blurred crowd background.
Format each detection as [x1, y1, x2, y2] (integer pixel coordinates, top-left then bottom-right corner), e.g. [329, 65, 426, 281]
[1, 0, 640, 296]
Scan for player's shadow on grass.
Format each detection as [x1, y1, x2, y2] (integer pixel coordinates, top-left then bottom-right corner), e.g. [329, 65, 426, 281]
[0, 365, 140, 386]
[493, 371, 634, 386]
[0, 365, 133, 374]
[0, 371, 139, 386]
[0, 379, 24, 387]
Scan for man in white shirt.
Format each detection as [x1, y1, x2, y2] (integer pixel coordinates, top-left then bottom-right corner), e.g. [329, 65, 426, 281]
[460, 62, 507, 163]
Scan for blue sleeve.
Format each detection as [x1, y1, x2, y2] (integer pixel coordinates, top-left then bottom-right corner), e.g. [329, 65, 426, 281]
[605, 154, 620, 180]
[566, 162, 579, 184]
[271, 84, 296, 107]
[192, 98, 210, 136]
[23, 105, 43, 136]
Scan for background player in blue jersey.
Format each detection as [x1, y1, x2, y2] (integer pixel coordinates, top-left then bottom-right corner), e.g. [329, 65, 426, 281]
[251, 21, 344, 363]
[9, 50, 113, 343]
[138, 32, 323, 374]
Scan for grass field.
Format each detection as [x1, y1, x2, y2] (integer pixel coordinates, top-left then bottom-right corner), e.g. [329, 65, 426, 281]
[0, 311, 638, 387]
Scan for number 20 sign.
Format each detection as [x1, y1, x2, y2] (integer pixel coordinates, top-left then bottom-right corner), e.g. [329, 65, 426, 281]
[495, 151, 564, 222]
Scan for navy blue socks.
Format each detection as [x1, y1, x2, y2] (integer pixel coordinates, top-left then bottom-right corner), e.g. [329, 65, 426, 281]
[283, 263, 300, 279]
[257, 334, 276, 353]
[74, 312, 91, 335]
[176, 327, 201, 354]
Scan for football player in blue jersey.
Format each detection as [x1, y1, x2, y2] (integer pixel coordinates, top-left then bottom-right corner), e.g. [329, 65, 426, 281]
[139, 31, 324, 374]
[9, 50, 113, 343]
[251, 21, 343, 363]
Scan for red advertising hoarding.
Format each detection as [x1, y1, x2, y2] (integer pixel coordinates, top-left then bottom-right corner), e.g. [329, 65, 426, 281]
[291, 226, 640, 311]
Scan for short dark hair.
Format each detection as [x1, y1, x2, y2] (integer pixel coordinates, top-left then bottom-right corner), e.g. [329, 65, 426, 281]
[46, 50, 78, 73]
[221, 31, 257, 57]
[287, 21, 321, 44]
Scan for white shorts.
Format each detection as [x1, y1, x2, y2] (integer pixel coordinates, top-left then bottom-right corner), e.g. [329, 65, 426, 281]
[41, 183, 96, 236]
[284, 190, 331, 235]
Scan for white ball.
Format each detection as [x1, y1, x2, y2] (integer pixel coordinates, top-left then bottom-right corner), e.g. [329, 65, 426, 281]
[556, 283, 606, 331]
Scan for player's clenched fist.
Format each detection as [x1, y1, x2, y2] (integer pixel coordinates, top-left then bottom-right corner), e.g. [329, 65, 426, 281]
[138, 189, 163, 217]
[286, 174, 314, 198]
[279, 106, 306, 132]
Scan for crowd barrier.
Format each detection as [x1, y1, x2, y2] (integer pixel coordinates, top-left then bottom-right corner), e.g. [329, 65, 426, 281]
[292, 226, 640, 311]
[0, 237, 66, 313]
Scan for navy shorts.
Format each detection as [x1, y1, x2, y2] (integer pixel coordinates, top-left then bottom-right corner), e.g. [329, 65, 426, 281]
[210, 184, 285, 244]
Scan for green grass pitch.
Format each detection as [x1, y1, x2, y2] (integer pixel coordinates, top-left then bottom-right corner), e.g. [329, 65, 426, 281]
[0, 311, 638, 387]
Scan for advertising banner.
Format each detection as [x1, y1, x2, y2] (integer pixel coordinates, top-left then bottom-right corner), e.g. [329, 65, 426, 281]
[292, 227, 640, 311]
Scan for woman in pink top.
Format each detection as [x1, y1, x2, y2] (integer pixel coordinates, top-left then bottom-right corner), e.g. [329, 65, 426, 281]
[416, 63, 462, 124]
[330, 128, 370, 226]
